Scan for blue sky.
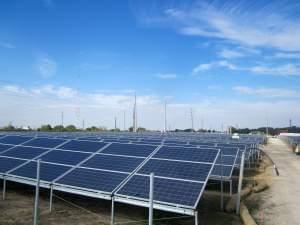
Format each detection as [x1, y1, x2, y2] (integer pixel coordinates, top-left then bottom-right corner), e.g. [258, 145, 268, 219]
[0, 0, 300, 130]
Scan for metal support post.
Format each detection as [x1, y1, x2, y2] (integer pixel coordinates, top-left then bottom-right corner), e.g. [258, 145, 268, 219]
[194, 210, 198, 225]
[220, 151, 224, 211]
[111, 197, 115, 225]
[33, 159, 41, 225]
[49, 185, 53, 212]
[149, 173, 154, 225]
[236, 152, 245, 215]
[2, 178, 6, 200]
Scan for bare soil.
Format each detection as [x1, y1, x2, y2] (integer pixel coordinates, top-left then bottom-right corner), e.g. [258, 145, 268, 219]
[0, 181, 242, 225]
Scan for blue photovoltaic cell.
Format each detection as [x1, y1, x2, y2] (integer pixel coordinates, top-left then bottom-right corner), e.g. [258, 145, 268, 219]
[10, 161, 71, 182]
[82, 154, 144, 172]
[59, 140, 107, 153]
[211, 165, 233, 177]
[0, 157, 26, 174]
[219, 147, 239, 156]
[0, 135, 33, 145]
[0, 144, 14, 153]
[39, 150, 91, 166]
[0, 146, 49, 159]
[56, 168, 128, 192]
[101, 143, 157, 157]
[153, 146, 219, 163]
[117, 175, 203, 207]
[138, 159, 211, 182]
[23, 138, 67, 148]
[216, 155, 236, 165]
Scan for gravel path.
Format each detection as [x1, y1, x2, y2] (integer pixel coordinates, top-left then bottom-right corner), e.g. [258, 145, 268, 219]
[249, 137, 300, 225]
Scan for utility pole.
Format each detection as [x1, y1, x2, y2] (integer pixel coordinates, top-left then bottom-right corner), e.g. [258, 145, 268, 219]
[61, 112, 64, 127]
[190, 108, 194, 131]
[266, 117, 269, 136]
[133, 93, 137, 132]
[82, 119, 85, 130]
[289, 118, 292, 128]
[123, 110, 126, 131]
[164, 101, 167, 133]
[114, 117, 117, 130]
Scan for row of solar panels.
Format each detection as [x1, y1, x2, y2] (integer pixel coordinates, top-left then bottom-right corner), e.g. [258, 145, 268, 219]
[0, 134, 243, 214]
[0, 131, 264, 145]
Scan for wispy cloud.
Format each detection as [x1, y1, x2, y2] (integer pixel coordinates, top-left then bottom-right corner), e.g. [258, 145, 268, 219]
[233, 86, 300, 98]
[144, 1, 300, 51]
[274, 52, 300, 59]
[155, 73, 177, 79]
[218, 49, 244, 59]
[250, 64, 300, 76]
[0, 41, 16, 49]
[36, 56, 57, 78]
[193, 60, 236, 74]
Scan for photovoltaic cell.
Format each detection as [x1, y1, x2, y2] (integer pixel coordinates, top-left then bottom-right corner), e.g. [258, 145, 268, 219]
[117, 175, 204, 207]
[153, 146, 219, 163]
[101, 143, 157, 157]
[0, 157, 26, 174]
[0, 146, 49, 159]
[0, 135, 33, 145]
[82, 154, 144, 173]
[23, 138, 67, 148]
[59, 140, 107, 153]
[216, 155, 236, 165]
[0, 144, 14, 153]
[10, 161, 71, 182]
[211, 165, 233, 177]
[39, 150, 91, 166]
[56, 168, 128, 193]
[138, 159, 211, 182]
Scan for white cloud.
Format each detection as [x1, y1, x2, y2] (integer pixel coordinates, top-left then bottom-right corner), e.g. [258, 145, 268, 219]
[218, 49, 244, 59]
[155, 73, 177, 79]
[193, 60, 236, 74]
[37, 57, 57, 78]
[250, 64, 300, 76]
[1, 84, 300, 129]
[0, 41, 16, 49]
[233, 86, 300, 98]
[161, 2, 300, 51]
[274, 52, 300, 59]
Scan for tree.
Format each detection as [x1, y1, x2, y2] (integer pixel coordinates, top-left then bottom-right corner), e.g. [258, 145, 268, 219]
[38, 124, 52, 131]
[137, 127, 146, 132]
[53, 125, 64, 131]
[64, 125, 77, 132]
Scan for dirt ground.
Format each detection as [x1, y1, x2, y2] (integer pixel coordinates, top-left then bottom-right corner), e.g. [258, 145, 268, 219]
[245, 138, 300, 225]
[0, 181, 242, 225]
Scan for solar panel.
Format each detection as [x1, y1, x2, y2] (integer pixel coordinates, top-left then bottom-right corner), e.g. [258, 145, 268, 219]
[55, 168, 128, 193]
[39, 150, 91, 166]
[211, 165, 233, 178]
[216, 155, 236, 165]
[0, 157, 26, 174]
[101, 143, 157, 157]
[23, 138, 67, 148]
[138, 159, 212, 182]
[0, 144, 14, 153]
[82, 154, 144, 173]
[0, 146, 49, 159]
[116, 175, 204, 207]
[0, 135, 33, 145]
[153, 146, 219, 163]
[10, 161, 71, 182]
[59, 140, 108, 153]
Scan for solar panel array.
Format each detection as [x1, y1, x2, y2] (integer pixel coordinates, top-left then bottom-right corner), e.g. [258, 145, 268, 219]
[0, 132, 263, 214]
